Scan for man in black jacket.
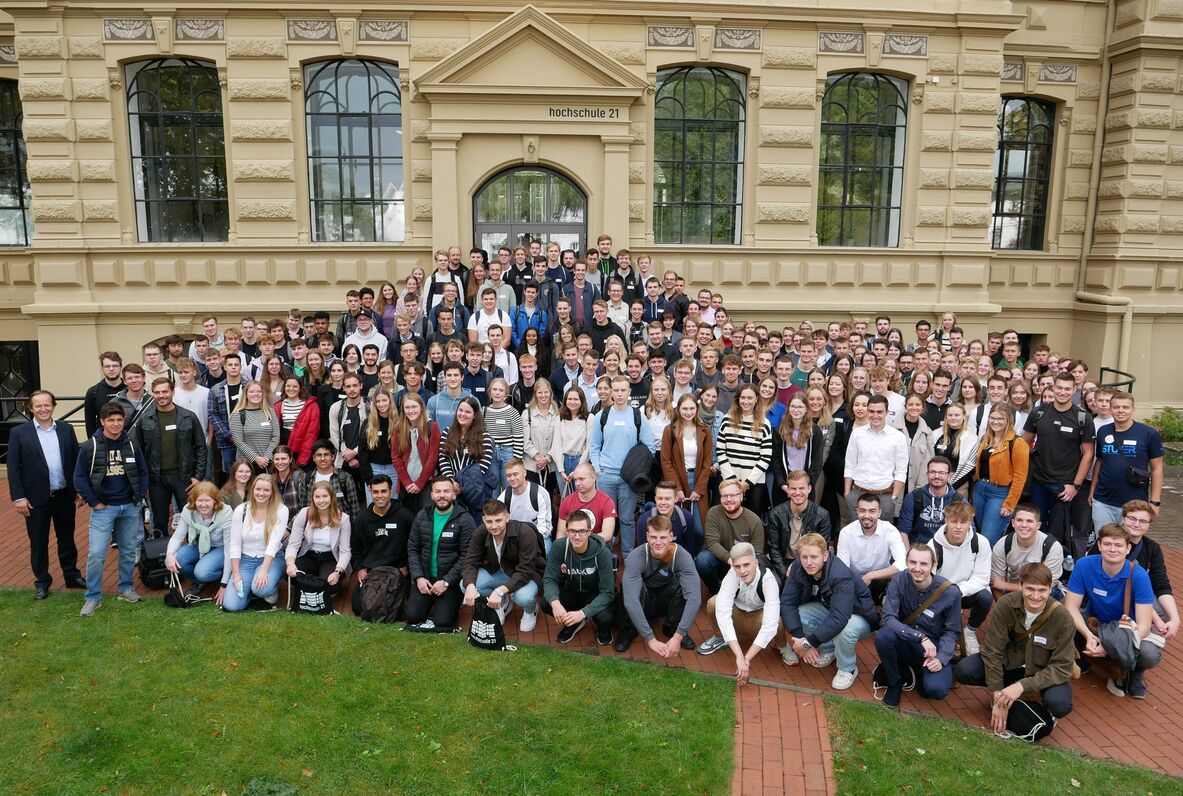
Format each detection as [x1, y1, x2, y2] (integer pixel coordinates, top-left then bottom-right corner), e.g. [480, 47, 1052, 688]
[405, 477, 476, 630]
[84, 351, 124, 437]
[461, 500, 545, 633]
[350, 475, 415, 617]
[781, 533, 878, 690]
[6, 390, 85, 598]
[766, 470, 833, 578]
[134, 378, 208, 535]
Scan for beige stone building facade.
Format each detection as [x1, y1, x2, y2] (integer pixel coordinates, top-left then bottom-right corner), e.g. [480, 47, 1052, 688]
[0, 1, 1181, 407]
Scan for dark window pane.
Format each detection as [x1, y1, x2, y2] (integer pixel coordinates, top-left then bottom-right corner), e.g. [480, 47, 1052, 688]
[992, 97, 1055, 250]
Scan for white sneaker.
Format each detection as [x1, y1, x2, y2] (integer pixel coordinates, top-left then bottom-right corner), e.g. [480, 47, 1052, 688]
[495, 601, 512, 625]
[263, 592, 278, 606]
[963, 626, 980, 656]
[781, 644, 800, 666]
[810, 650, 836, 669]
[1106, 678, 1127, 698]
[519, 609, 537, 633]
[832, 667, 857, 690]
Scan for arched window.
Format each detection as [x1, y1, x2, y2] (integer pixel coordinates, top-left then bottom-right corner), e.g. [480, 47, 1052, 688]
[817, 73, 908, 247]
[654, 66, 745, 245]
[305, 59, 404, 243]
[0, 80, 32, 246]
[991, 97, 1055, 250]
[126, 59, 228, 242]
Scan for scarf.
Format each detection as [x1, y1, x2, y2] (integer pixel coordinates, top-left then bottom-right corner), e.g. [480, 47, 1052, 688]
[181, 504, 234, 555]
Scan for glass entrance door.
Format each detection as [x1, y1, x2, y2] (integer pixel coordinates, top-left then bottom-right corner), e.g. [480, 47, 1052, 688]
[473, 166, 587, 256]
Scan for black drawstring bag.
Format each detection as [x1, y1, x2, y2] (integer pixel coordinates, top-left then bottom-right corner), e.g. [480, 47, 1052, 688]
[467, 597, 515, 651]
[288, 571, 333, 615]
[163, 571, 210, 608]
[1005, 700, 1056, 742]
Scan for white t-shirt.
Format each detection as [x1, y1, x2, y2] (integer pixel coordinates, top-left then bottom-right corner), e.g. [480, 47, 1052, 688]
[173, 384, 210, 436]
[467, 308, 511, 343]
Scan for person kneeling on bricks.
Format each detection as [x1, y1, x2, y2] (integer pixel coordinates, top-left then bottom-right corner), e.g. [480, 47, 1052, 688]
[696, 542, 786, 685]
[615, 514, 702, 655]
[462, 499, 545, 632]
[954, 562, 1075, 739]
[285, 481, 352, 596]
[542, 509, 616, 646]
[873, 543, 962, 708]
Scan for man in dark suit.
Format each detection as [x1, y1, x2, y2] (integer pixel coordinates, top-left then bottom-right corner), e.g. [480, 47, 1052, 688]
[6, 390, 85, 599]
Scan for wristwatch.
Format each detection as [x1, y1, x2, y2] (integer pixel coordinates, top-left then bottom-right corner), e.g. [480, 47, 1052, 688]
[1150, 500, 1162, 507]
[800, 640, 812, 650]
[1072, 482, 1083, 489]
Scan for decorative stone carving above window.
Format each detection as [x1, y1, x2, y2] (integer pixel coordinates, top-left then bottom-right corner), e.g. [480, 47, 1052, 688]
[175, 19, 225, 42]
[715, 28, 761, 51]
[1039, 64, 1077, 84]
[883, 34, 927, 57]
[103, 19, 155, 42]
[0, 44, 15, 64]
[1002, 61, 1025, 82]
[647, 26, 694, 48]
[818, 31, 864, 55]
[287, 19, 339, 42]
[358, 21, 409, 43]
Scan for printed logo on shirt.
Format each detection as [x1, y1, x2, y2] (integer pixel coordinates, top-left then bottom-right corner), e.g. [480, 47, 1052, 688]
[105, 449, 125, 477]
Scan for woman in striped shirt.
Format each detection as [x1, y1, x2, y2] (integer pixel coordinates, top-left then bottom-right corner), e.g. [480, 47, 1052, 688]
[438, 396, 494, 522]
[230, 381, 280, 473]
[482, 378, 524, 494]
[716, 384, 773, 518]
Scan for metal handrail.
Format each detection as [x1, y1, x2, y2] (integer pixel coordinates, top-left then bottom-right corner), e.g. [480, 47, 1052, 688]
[1099, 367, 1136, 394]
[0, 395, 88, 464]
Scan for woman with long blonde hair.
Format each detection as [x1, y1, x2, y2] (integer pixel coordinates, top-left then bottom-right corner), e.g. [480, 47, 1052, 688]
[971, 406, 1030, 545]
[359, 389, 397, 503]
[223, 473, 289, 612]
[772, 393, 823, 505]
[285, 481, 352, 597]
[230, 382, 279, 473]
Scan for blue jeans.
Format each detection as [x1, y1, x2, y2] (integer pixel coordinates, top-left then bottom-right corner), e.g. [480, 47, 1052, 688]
[598, 471, 639, 558]
[174, 544, 225, 585]
[222, 554, 284, 612]
[490, 444, 514, 495]
[972, 480, 1012, 546]
[218, 445, 236, 474]
[562, 454, 582, 497]
[694, 550, 730, 595]
[1091, 499, 1123, 534]
[85, 502, 144, 603]
[475, 568, 539, 610]
[1028, 480, 1065, 527]
[684, 468, 701, 525]
[797, 601, 873, 674]
[367, 463, 397, 506]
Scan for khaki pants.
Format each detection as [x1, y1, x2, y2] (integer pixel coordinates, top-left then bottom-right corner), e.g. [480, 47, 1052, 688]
[706, 596, 786, 648]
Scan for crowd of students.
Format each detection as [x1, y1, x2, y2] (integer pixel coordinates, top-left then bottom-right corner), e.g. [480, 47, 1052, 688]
[5, 236, 1173, 741]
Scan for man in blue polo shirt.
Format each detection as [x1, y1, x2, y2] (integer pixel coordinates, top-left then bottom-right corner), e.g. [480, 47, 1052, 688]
[1088, 391, 1163, 532]
[1063, 522, 1161, 698]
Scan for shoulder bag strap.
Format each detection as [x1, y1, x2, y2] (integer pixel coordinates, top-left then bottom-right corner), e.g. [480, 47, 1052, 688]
[1125, 561, 1134, 619]
[903, 580, 954, 625]
[1014, 603, 1058, 644]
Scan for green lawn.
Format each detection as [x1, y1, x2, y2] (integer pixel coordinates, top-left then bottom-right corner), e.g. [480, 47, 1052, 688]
[0, 591, 734, 795]
[828, 697, 1183, 796]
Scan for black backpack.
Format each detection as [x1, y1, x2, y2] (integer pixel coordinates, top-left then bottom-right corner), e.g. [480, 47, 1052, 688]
[138, 532, 169, 590]
[1005, 699, 1057, 742]
[934, 534, 980, 570]
[355, 566, 408, 623]
[503, 482, 541, 513]
[1003, 532, 1056, 562]
[288, 571, 333, 615]
[754, 551, 785, 601]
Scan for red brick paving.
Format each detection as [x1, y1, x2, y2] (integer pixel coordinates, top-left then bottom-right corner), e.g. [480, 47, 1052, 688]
[5, 492, 1183, 791]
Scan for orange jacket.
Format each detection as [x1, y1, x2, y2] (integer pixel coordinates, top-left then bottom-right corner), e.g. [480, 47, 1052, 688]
[972, 431, 1029, 512]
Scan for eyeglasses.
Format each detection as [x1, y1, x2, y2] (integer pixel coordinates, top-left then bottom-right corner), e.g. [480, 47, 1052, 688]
[1125, 516, 1152, 526]
[719, 492, 742, 500]
[567, 528, 591, 536]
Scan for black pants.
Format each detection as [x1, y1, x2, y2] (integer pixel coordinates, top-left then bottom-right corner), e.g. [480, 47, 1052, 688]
[148, 473, 190, 535]
[742, 483, 769, 519]
[26, 489, 80, 588]
[542, 584, 615, 629]
[953, 653, 1073, 718]
[619, 583, 686, 635]
[404, 583, 463, 628]
[295, 550, 342, 596]
[962, 590, 994, 630]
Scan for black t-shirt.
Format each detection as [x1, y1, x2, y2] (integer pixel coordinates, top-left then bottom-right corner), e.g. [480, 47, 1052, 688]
[1023, 404, 1094, 483]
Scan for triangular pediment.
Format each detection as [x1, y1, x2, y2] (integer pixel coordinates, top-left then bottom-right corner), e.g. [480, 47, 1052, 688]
[415, 5, 647, 100]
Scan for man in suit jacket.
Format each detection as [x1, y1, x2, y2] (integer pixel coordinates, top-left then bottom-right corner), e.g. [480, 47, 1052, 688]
[6, 390, 85, 599]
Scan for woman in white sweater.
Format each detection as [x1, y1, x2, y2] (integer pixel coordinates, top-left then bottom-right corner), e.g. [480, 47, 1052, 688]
[223, 474, 289, 612]
[285, 481, 352, 597]
[552, 386, 591, 496]
[716, 384, 773, 517]
[522, 379, 560, 487]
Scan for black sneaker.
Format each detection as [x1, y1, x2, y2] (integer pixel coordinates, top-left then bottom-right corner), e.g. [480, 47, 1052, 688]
[613, 628, 637, 653]
[884, 685, 903, 708]
[680, 634, 696, 651]
[596, 627, 613, 646]
[186, 581, 205, 600]
[557, 618, 586, 644]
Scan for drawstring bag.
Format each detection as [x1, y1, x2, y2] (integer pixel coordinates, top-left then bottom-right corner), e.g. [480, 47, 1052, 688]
[1003, 700, 1056, 742]
[163, 571, 210, 608]
[467, 597, 516, 652]
[288, 571, 333, 615]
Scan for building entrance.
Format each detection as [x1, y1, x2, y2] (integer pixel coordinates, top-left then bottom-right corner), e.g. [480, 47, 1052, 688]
[472, 166, 587, 256]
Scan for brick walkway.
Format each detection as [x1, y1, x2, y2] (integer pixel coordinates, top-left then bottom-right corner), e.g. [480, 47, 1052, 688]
[6, 481, 1183, 791]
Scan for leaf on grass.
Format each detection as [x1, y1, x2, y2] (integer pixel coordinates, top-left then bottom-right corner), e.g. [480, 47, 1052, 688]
[303, 769, 314, 778]
[229, 659, 238, 668]
[210, 729, 220, 738]
[671, 708, 680, 714]
[89, 679, 97, 686]
[324, 675, 334, 685]
[1070, 779, 1080, 789]
[429, 741, 442, 752]
[915, 748, 926, 755]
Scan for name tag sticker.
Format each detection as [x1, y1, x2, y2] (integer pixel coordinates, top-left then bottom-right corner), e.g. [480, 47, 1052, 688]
[341, 419, 350, 425]
[260, 421, 271, 427]
[1123, 439, 1137, 446]
[385, 523, 398, 529]
[1034, 635, 1048, 646]
[614, 421, 626, 427]
[125, 457, 135, 463]
[497, 419, 507, 425]
[1060, 425, 1075, 433]
[923, 608, 935, 618]
[442, 531, 454, 538]
[164, 425, 177, 431]
[1093, 588, 1108, 597]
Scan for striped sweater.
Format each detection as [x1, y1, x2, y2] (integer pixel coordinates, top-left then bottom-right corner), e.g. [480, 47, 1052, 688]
[717, 415, 773, 485]
[483, 404, 525, 457]
[230, 406, 280, 462]
[438, 429, 494, 478]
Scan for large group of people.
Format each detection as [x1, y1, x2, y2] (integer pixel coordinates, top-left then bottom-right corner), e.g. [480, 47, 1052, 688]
[6, 236, 1174, 740]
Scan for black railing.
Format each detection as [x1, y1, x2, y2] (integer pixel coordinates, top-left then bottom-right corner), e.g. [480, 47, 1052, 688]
[0, 395, 87, 464]
[1099, 367, 1136, 394]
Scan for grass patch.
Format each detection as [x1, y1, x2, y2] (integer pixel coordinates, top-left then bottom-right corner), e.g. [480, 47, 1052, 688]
[827, 697, 1183, 795]
[0, 591, 734, 795]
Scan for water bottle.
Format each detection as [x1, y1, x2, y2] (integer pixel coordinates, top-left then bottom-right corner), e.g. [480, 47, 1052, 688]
[235, 578, 245, 599]
[1063, 554, 1074, 573]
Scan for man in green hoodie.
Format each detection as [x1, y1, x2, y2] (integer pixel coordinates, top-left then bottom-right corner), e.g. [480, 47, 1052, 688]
[542, 510, 615, 645]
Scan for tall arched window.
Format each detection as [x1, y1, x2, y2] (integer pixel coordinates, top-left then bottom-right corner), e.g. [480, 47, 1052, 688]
[0, 80, 33, 246]
[991, 97, 1055, 250]
[126, 59, 228, 242]
[654, 66, 745, 245]
[305, 59, 404, 243]
[817, 73, 908, 247]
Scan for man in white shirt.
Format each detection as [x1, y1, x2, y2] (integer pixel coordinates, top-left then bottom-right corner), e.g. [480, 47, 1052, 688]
[486, 326, 519, 385]
[343, 313, 388, 362]
[171, 360, 211, 474]
[694, 542, 784, 684]
[467, 288, 513, 346]
[483, 260, 517, 314]
[497, 458, 553, 552]
[837, 493, 906, 603]
[843, 394, 909, 519]
[187, 315, 224, 360]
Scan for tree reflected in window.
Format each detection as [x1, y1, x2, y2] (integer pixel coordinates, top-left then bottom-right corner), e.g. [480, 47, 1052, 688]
[991, 97, 1055, 250]
[0, 80, 32, 246]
